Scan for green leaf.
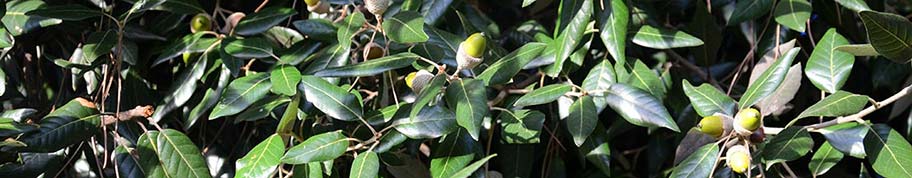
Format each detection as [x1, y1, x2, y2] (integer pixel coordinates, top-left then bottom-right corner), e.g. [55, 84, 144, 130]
[449, 154, 497, 178]
[382, 11, 429, 43]
[477, 42, 547, 85]
[836, 44, 879, 56]
[235, 7, 297, 36]
[543, 0, 592, 77]
[82, 30, 118, 62]
[136, 131, 169, 177]
[235, 95, 290, 123]
[626, 60, 666, 100]
[598, 0, 628, 63]
[834, 0, 870, 12]
[682, 80, 737, 117]
[338, 11, 366, 45]
[20, 98, 99, 152]
[819, 122, 867, 158]
[411, 75, 446, 119]
[728, 0, 774, 25]
[27, 4, 101, 21]
[349, 151, 379, 178]
[303, 44, 351, 75]
[264, 26, 304, 48]
[224, 37, 275, 59]
[632, 25, 704, 49]
[270, 65, 302, 96]
[582, 59, 616, 112]
[236, 134, 285, 178]
[499, 109, 544, 144]
[114, 145, 146, 178]
[669, 143, 719, 178]
[0, 108, 37, 121]
[773, 0, 812, 32]
[762, 126, 813, 165]
[153, 0, 205, 14]
[806, 29, 854, 93]
[794, 91, 868, 119]
[514, 84, 572, 107]
[864, 124, 912, 178]
[282, 131, 349, 164]
[209, 73, 272, 119]
[152, 33, 219, 66]
[152, 54, 208, 122]
[315, 53, 419, 77]
[300, 75, 363, 121]
[687, 3, 721, 66]
[566, 96, 598, 146]
[0, 118, 36, 137]
[522, 0, 536, 7]
[859, 11, 912, 63]
[393, 104, 458, 139]
[2, 0, 62, 36]
[421, 0, 454, 25]
[810, 141, 843, 176]
[155, 129, 211, 178]
[602, 83, 680, 132]
[446, 79, 488, 140]
[292, 19, 336, 42]
[430, 129, 477, 178]
[739, 47, 800, 109]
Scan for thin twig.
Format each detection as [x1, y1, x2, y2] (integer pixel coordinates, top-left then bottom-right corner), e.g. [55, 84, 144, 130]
[804, 85, 912, 129]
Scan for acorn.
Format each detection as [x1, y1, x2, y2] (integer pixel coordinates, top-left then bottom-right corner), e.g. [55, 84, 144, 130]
[364, 0, 390, 17]
[456, 33, 486, 72]
[306, 0, 330, 14]
[726, 145, 751, 174]
[190, 13, 212, 33]
[363, 43, 385, 60]
[734, 108, 762, 136]
[698, 114, 731, 138]
[182, 52, 198, 64]
[405, 70, 434, 93]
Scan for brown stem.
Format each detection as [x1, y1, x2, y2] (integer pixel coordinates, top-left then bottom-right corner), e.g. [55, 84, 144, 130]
[101, 105, 154, 126]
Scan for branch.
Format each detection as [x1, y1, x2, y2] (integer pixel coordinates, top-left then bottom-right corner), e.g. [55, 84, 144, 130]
[663, 49, 722, 89]
[805, 85, 912, 130]
[101, 105, 154, 126]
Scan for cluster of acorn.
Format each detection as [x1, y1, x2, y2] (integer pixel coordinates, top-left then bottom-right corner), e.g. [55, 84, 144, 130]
[406, 33, 486, 91]
[697, 108, 763, 175]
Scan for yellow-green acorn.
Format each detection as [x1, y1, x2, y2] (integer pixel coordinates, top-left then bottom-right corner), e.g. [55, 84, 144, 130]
[698, 115, 724, 138]
[306, 0, 330, 14]
[365, 0, 390, 17]
[182, 52, 198, 64]
[726, 145, 751, 174]
[405, 70, 434, 93]
[456, 33, 486, 71]
[190, 13, 212, 33]
[734, 108, 762, 136]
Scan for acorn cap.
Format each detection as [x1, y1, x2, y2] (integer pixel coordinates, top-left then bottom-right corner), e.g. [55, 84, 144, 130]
[365, 0, 390, 17]
[307, 0, 330, 14]
[363, 43, 385, 60]
[406, 70, 434, 93]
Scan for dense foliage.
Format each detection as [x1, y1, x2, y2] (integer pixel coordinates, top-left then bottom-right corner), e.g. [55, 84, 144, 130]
[2, 0, 912, 177]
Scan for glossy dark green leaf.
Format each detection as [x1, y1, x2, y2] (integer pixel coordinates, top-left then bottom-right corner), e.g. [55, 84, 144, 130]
[270, 65, 302, 96]
[2, 0, 62, 36]
[282, 131, 349, 164]
[682, 80, 737, 117]
[0, 108, 36, 122]
[152, 53, 208, 122]
[669, 143, 719, 178]
[82, 30, 117, 62]
[224, 37, 275, 59]
[582, 59, 616, 112]
[27, 4, 101, 21]
[373, 130, 407, 153]
[349, 151, 379, 178]
[209, 73, 272, 119]
[187, 66, 230, 128]
[449, 154, 497, 178]
[806, 29, 854, 93]
[265, 26, 303, 48]
[810, 141, 843, 176]
[602, 83, 680, 132]
[316, 53, 418, 77]
[156, 129, 211, 178]
[154, 0, 205, 14]
[114, 145, 146, 178]
[755, 64, 803, 116]
[411, 75, 446, 120]
[499, 109, 544, 144]
[0, 118, 36, 137]
[235, 7, 297, 36]
[836, 44, 879, 56]
[687, 3, 721, 66]
[626, 60, 666, 100]
[393, 104, 458, 139]
[382, 11, 428, 43]
[543, 0, 592, 77]
[773, 0, 812, 32]
[446, 79, 488, 140]
[819, 122, 867, 158]
[860, 11, 912, 63]
[420, 0, 454, 25]
[566, 96, 598, 146]
[21, 98, 99, 152]
[235, 96, 290, 123]
[762, 126, 813, 165]
[795, 91, 868, 119]
[338, 11, 365, 45]
[739, 47, 800, 109]
[302, 44, 350, 75]
[864, 124, 912, 178]
[236, 134, 284, 178]
[728, 0, 774, 25]
[632, 25, 704, 49]
[293, 19, 336, 42]
[430, 129, 477, 178]
[477, 42, 546, 85]
[300, 75, 363, 121]
[514, 84, 572, 107]
[152, 33, 219, 66]
[136, 131, 169, 177]
[598, 0, 628, 63]
[834, 0, 870, 12]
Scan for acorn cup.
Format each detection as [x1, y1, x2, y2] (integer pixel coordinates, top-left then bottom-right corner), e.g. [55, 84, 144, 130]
[363, 43, 385, 60]
[190, 13, 212, 33]
[305, 0, 330, 14]
[405, 70, 434, 93]
[223, 12, 246, 34]
[455, 33, 486, 75]
[726, 145, 752, 174]
[364, 0, 390, 17]
[733, 108, 762, 136]
[697, 113, 733, 138]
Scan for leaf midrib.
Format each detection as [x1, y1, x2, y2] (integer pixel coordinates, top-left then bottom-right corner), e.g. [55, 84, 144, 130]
[159, 131, 204, 178]
[869, 128, 912, 177]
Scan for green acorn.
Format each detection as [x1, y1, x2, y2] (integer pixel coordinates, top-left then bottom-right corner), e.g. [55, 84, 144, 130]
[306, 0, 330, 14]
[190, 13, 212, 33]
[405, 70, 434, 93]
[726, 145, 751, 174]
[734, 108, 762, 136]
[456, 33, 486, 72]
